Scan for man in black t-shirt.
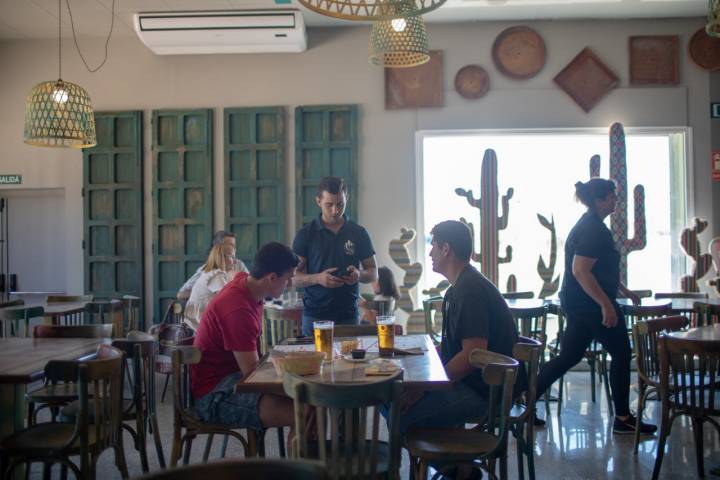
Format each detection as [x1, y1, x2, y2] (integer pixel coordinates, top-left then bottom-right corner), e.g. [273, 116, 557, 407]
[292, 177, 378, 335]
[397, 220, 520, 434]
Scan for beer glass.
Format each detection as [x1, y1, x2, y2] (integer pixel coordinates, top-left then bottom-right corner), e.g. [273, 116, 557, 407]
[313, 320, 334, 362]
[377, 315, 396, 357]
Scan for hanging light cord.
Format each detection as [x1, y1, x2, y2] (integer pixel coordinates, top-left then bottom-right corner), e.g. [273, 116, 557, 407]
[57, 0, 62, 79]
[64, 0, 116, 73]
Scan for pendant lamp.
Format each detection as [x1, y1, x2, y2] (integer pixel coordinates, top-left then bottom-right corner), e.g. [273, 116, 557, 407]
[369, 15, 430, 67]
[298, 0, 446, 21]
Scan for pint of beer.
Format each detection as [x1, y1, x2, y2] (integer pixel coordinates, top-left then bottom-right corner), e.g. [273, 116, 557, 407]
[313, 320, 334, 362]
[377, 315, 395, 357]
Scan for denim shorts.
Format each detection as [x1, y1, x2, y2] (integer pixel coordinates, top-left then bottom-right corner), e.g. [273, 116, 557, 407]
[194, 372, 263, 431]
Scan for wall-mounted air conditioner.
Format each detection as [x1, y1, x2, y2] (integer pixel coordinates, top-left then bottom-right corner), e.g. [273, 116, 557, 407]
[134, 9, 307, 55]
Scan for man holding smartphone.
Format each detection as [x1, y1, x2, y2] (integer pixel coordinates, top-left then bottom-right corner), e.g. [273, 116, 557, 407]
[292, 176, 378, 336]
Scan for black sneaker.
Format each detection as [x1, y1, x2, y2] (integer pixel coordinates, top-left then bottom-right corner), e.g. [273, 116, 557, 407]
[613, 414, 657, 435]
[533, 414, 546, 428]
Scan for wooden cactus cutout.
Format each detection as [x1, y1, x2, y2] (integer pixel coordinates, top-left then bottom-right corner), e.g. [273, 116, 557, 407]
[455, 149, 514, 286]
[708, 237, 720, 295]
[388, 227, 425, 331]
[679, 218, 713, 292]
[537, 213, 560, 299]
[589, 123, 647, 284]
[422, 281, 450, 297]
[506, 275, 517, 293]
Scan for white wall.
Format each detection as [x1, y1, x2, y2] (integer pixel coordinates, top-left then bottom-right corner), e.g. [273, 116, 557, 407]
[0, 18, 715, 322]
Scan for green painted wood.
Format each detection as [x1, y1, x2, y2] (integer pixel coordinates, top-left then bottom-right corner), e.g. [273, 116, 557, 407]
[83, 111, 145, 328]
[224, 107, 285, 267]
[152, 109, 214, 324]
[295, 105, 358, 227]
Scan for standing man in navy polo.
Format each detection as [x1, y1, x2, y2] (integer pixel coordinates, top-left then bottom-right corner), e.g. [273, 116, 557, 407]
[292, 176, 378, 336]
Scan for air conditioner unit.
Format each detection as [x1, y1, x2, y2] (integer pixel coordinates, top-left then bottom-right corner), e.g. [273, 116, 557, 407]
[134, 9, 307, 55]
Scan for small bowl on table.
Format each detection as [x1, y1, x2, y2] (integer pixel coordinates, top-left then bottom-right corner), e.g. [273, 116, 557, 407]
[351, 349, 366, 360]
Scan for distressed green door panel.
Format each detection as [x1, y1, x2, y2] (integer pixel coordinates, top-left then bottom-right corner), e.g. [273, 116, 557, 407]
[83, 111, 144, 327]
[152, 109, 213, 323]
[224, 107, 285, 268]
[295, 105, 358, 227]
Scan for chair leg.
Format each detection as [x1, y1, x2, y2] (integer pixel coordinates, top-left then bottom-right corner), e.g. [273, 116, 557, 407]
[633, 383, 647, 455]
[514, 428, 525, 480]
[691, 418, 705, 478]
[277, 427, 286, 458]
[651, 414, 672, 480]
[160, 374, 170, 403]
[182, 435, 194, 465]
[220, 434, 229, 458]
[202, 434, 214, 463]
[115, 438, 130, 478]
[601, 353, 613, 416]
[589, 355, 596, 403]
[170, 428, 183, 467]
[557, 374, 564, 417]
[26, 402, 34, 427]
[149, 414, 166, 469]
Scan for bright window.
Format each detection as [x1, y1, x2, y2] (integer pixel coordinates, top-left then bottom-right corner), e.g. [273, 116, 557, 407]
[416, 128, 689, 296]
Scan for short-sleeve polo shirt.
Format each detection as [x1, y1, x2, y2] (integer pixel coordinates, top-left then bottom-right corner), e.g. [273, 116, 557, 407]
[292, 214, 375, 320]
[560, 212, 620, 312]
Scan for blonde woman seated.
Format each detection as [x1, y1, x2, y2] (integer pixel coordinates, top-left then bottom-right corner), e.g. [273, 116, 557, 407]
[184, 244, 238, 330]
[359, 266, 400, 324]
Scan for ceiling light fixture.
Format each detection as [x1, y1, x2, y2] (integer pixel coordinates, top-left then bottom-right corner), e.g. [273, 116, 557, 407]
[369, 14, 430, 67]
[298, 0, 446, 20]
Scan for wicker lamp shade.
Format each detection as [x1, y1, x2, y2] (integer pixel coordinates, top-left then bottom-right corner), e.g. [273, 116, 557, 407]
[369, 15, 430, 67]
[24, 79, 97, 148]
[298, 0, 446, 20]
[708, 0, 720, 37]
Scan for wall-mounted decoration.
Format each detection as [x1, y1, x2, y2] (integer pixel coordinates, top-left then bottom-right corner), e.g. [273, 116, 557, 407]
[421, 281, 450, 297]
[455, 149, 514, 287]
[536, 213, 559, 299]
[388, 227, 425, 331]
[554, 47, 619, 112]
[708, 237, 720, 295]
[454, 65, 490, 100]
[629, 35, 679, 85]
[679, 218, 713, 292]
[492, 26, 546, 79]
[385, 50, 443, 109]
[712, 150, 720, 181]
[590, 123, 646, 285]
[689, 27, 720, 71]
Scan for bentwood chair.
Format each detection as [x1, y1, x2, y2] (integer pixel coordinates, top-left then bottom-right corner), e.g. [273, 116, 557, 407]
[122, 295, 142, 333]
[135, 459, 328, 480]
[283, 371, 403, 480]
[0, 306, 44, 338]
[652, 335, 720, 479]
[618, 290, 653, 300]
[654, 292, 709, 300]
[262, 306, 302, 355]
[631, 315, 688, 454]
[0, 345, 128, 480]
[85, 299, 125, 337]
[46, 295, 93, 326]
[405, 350, 519, 480]
[693, 302, 720, 327]
[621, 303, 672, 338]
[422, 296, 444, 345]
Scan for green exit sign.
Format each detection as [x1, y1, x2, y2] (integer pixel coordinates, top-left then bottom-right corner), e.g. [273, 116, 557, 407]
[0, 175, 22, 185]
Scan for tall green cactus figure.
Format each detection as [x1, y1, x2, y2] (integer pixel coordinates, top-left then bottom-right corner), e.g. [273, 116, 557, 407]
[589, 122, 646, 284]
[537, 213, 560, 299]
[455, 149, 514, 286]
[679, 218, 713, 292]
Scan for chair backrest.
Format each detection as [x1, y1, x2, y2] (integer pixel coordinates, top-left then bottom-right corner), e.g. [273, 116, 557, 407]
[33, 324, 113, 339]
[508, 305, 548, 343]
[622, 303, 672, 332]
[658, 334, 720, 417]
[333, 324, 403, 338]
[511, 336, 543, 422]
[46, 295, 94, 303]
[112, 333, 158, 419]
[693, 302, 720, 327]
[655, 292, 709, 300]
[282, 372, 403, 480]
[618, 289, 653, 299]
[122, 295, 142, 333]
[0, 306, 45, 337]
[85, 300, 125, 336]
[502, 291, 534, 300]
[468, 349, 519, 458]
[263, 307, 302, 354]
[134, 459, 328, 480]
[0, 299, 24, 308]
[421, 296, 443, 344]
[171, 346, 202, 424]
[632, 316, 689, 386]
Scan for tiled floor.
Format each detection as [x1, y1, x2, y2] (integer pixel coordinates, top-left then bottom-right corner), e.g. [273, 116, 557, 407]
[24, 370, 720, 479]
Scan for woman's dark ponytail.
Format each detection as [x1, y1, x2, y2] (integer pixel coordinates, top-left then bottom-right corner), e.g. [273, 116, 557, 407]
[574, 178, 615, 210]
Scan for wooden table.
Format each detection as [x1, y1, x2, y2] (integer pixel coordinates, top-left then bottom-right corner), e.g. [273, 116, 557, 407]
[237, 334, 449, 396]
[667, 323, 720, 342]
[1, 301, 87, 318]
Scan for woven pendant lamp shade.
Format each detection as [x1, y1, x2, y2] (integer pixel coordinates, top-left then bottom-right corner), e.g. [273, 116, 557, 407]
[24, 79, 97, 148]
[708, 0, 720, 37]
[298, 0, 446, 20]
[369, 16, 430, 67]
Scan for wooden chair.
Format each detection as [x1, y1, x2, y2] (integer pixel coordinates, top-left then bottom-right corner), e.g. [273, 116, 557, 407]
[46, 294, 93, 326]
[122, 295, 142, 333]
[421, 296, 443, 345]
[282, 371, 403, 480]
[0, 345, 128, 479]
[262, 306, 302, 355]
[621, 303, 672, 337]
[134, 458, 328, 480]
[85, 299, 125, 337]
[654, 292, 709, 300]
[32, 324, 113, 339]
[631, 315, 688, 454]
[509, 337, 543, 480]
[0, 299, 24, 308]
[693, 301, 720, 327]
[0, 306, 44, 338]
[333, 324, 403, 338]
[502, 291, 534, 300]
[170, 346, 256, 467]
[508, 305, 547, 343]
[652, 335, 720, 479]
[405, 350, 519, 480]
[618, 289, 653, 299]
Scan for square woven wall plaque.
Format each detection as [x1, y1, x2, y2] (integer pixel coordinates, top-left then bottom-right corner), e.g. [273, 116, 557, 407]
[385, 50, 443, 109]
[629, 35, 679, 85]
[554, 47, 619, 113]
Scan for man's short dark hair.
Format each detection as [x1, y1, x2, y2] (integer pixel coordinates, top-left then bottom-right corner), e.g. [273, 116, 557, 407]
[212, 230, 235, 246]
[317, 176, 347, 197]
[251, 242, 299, 279]
[430, 220, 473, 262]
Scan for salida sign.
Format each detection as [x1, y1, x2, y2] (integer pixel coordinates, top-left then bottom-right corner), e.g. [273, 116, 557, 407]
[0, 175, 21, 185]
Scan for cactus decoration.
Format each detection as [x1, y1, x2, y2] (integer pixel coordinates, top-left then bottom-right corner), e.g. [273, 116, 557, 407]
[679, 218, 713, 293]
[506, 275, 517, 293]
[455, 149, 514, 287]
[589, 122, 647, 285]
[388, 228, 425, 330]
[422, 281, 450, 297]
[537, 213, 560, 298]
[708, 237, 720, 296]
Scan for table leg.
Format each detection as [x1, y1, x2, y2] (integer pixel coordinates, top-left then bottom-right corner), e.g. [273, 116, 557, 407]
[0, 383, 27, 479]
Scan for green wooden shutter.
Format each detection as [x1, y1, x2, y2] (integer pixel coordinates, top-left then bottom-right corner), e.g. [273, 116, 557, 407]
[295, 105, 359, 227]
[83, 111, 144, 326]
[152, 109, 214, 323]
[225, 107, 285, 268]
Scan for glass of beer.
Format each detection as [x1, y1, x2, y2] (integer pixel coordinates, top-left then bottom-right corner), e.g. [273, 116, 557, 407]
[313, 320, 334, 362]
[377, 315, 396, 357]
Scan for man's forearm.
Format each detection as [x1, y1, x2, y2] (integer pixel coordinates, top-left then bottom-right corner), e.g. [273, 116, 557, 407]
[292, 272, 317, 288]
[358, 267, 377, 284]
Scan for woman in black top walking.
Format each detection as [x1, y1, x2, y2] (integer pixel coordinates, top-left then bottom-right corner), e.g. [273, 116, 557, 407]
[536, 178, 657, 435]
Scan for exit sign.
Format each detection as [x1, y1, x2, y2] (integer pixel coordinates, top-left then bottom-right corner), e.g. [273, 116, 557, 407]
[712, 103, 720, 118]
[0, 175, 22, 185]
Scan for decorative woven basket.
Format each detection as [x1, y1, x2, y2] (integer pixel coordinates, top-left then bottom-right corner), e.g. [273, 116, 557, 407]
[270, 351, 325, 376]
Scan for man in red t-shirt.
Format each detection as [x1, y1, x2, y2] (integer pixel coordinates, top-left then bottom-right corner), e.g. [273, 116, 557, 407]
[192, 242, 298, 433]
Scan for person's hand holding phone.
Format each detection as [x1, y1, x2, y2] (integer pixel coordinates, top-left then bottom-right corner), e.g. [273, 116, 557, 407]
[316, 268, 344, 288]
[342, 265, 360, 285]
